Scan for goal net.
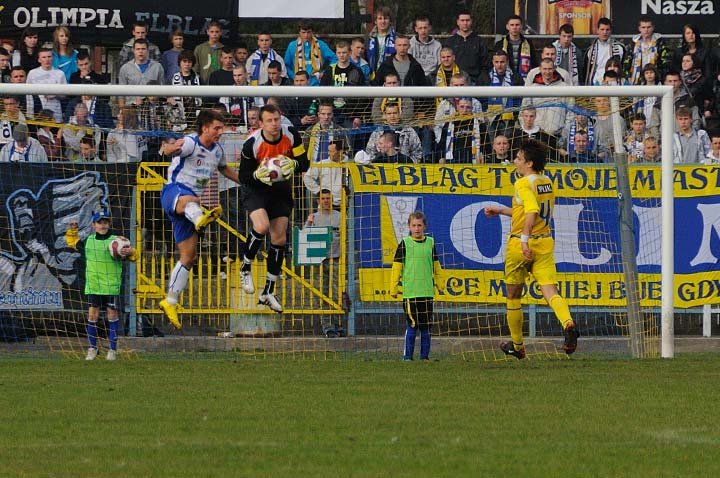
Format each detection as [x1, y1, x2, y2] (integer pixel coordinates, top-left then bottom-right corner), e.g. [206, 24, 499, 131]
[0, 83, 677, 360]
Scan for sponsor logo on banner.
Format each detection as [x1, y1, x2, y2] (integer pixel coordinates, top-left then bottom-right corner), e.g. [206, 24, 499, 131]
[495, 0, 718, 35]
[641, 0, 716, 14]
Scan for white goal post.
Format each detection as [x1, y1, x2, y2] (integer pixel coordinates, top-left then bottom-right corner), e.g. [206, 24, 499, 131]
[0, 83, 676, 358]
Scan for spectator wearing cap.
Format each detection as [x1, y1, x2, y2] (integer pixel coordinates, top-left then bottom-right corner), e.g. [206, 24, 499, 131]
[0, 123, 48, 162]
[34, 108, 63, 160]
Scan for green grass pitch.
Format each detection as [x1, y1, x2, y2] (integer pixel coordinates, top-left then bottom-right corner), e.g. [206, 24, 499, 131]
[1, 355, 718, 477]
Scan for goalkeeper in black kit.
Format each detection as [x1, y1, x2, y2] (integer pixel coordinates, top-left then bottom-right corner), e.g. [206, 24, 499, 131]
[237, 104, 309, 313]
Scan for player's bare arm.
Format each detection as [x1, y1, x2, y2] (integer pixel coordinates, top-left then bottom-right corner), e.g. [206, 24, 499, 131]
[484, 205, 512, 217]
[218, 164, 241, 184]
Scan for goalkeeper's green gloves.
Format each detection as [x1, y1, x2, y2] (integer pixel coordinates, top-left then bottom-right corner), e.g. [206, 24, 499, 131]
[253, 165, 273, 186]
[279, 156, 298, 178]
[65, 224, 80, 249]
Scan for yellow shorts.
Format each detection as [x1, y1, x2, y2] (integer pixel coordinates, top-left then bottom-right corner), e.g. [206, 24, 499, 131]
[504, 249, 557, 286]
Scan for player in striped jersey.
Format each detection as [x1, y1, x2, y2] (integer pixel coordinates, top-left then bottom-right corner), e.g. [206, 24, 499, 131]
[237, 104, 309, 312]
[159, 109, 242, 329]
[484, 139, 578, 359]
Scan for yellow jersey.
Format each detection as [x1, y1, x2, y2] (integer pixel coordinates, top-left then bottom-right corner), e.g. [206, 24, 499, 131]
[509, 173, 554, 255]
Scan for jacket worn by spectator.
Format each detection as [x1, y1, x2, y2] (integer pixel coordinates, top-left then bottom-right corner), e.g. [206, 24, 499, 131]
[444, 31, 490, 85]
[302, 156, 348, 206]
[521, 71, 572, 137]
[584, 37, 626, 86]
[281, 95, 316, 131]
[0, 137, 48, 162]
[552, 40, 584, 86]
[493, 34, 533, 83]
[373, 54, 427, 87]
[117, 38, 161, 72]
[366, 28, 396, 78]
[194, 41, 224, 85]
[117, 60, 165, 104]
[64, 97, 115, 129]
[625, 33, 670, 85]
[365, 127, 422, 163]
[673, 129, 711, 164]
[246, 48, 287, 85]
[409, 35, 442, 77]
[657, 85, 703, 130]
[284, 36, 336, 86]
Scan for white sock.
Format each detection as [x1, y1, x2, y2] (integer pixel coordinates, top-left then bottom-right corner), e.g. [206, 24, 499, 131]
[167, 261, 190, 300]
[184, 202, 203, 226]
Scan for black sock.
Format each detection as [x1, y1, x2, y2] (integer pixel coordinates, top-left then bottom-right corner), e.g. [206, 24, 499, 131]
[262, 278, 276, 295]
[262, 243, 285, 295]
[267, 243, 285, 277]
[243, 229, 265, 263]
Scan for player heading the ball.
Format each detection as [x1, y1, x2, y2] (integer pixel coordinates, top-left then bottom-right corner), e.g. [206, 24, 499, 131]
[237, 104, 309, 313]
[159, 109, 243, 329]
[484, 139, 579, 359]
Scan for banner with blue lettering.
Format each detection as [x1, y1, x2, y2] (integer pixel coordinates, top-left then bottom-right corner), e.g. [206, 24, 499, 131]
[349, 164, 720, 308]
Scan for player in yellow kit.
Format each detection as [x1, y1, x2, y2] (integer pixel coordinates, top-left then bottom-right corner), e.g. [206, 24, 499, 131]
[485, 139, 578, 359]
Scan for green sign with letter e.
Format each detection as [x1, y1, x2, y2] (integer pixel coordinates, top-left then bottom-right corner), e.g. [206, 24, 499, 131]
[293, 226, 331, 266]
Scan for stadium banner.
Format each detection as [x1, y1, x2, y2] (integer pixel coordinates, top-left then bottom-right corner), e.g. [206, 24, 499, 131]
[0, 163, 136, 311]
[495, 0, 718, 35]
[0, 2, 237, 46]
[349, 164, 720, 308]
[238, 0, 345, 19]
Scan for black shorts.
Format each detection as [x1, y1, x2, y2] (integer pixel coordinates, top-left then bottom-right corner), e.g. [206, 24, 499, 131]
[87, 295, 119, 310]
[403, 297, 433, 331]
[242, 188, 293, 220]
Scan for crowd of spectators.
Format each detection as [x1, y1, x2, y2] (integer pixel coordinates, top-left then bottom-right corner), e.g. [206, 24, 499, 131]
[0, 10, 719, 169]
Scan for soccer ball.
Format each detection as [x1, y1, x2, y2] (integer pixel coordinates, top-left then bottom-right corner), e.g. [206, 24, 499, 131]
[109, 236, 132, 260]
[262, 157, 286, 183]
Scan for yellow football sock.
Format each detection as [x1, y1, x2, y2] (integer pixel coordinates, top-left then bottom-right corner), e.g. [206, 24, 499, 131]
[507, 299, 524, 349]
[549, 295, 573, 329]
